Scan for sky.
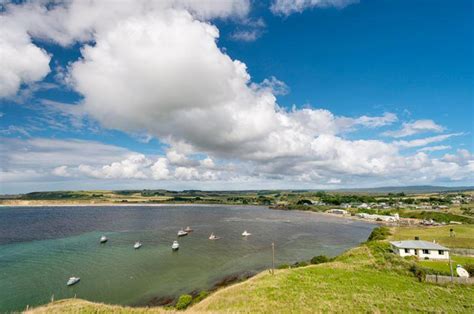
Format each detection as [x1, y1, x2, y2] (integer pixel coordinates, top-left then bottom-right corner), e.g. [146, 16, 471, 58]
[0, 0, 473, 194]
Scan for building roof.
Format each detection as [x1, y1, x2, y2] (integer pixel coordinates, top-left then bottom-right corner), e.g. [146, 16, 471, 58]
[390, 240, 449, 251]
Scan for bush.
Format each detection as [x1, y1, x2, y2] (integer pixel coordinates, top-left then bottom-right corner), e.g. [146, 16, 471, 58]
[463, 264, 474, 276]
[409, 264, 427, 282]
[310, 255, 329, 265]
[175, 294, 193, 310]
[293, 261, 309, 268]
[277, 264, 290, 269]
[367, 226, 391, 241]
[192, 291, 209, 304]
[297, 199, 312, 205]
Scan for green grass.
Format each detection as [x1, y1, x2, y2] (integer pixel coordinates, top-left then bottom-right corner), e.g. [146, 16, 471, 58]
[419, 255, 474, 275]
[25, 299, 171, 313]
[193, 245, 473, 313]
[390, 225, 474, 249]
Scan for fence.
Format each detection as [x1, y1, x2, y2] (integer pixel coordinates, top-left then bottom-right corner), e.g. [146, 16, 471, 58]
[425, 274, 474, 285]
[450, 248, 474, 256]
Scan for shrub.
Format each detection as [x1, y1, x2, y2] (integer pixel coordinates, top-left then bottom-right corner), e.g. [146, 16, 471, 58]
[277, 264, 290, 269]
[175, 294, 193, 310]
[463, 264, 474, 276]
[297, 199, 312, 205]
[310, 255, 329, 265]
[192, 291, 209, 304]
[367, 226, 391, 241]
[293, 261, 309, 268]
[409, 264, 427, 282]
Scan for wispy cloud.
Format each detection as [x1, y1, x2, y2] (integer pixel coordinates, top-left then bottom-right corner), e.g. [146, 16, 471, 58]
[270, 0, 359, 16]
[383, 119, 445, 138]
[394, 133, 462, 148]
[418, 145, 451, 153]
[230, 18, 266, 42]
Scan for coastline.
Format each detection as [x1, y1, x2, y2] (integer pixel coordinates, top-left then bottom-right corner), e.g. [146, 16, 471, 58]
[0, 201, 387, 226]
[0, 201, 263, 208]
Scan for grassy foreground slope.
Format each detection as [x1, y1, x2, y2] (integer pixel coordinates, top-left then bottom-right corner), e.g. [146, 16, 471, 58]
[25, 299, 171, 314]
[29, 243, 473, 313]
[193, 245, 473, 313]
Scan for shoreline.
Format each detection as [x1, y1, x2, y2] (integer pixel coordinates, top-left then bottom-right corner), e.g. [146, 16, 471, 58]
[0, 202, 264, 208]
[0, 201, 389, 225]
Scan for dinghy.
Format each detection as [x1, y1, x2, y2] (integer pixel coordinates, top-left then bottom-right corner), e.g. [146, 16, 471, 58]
[171, 240, 180, 251]
[66, 277, 80, 286]
[242, 230, 252, 237]
[177, 229, 188, 237]
[100, 235, 108, 243]
[209, 233, 220, 240]
[134, 241, 142, 249]
[184, 226, 193, 232]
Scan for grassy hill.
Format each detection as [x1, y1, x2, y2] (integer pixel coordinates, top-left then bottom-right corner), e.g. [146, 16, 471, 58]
[28, 239, 474, 313]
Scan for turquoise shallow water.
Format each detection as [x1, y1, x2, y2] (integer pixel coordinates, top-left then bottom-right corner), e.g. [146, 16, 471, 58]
[0, 205, 374, 312]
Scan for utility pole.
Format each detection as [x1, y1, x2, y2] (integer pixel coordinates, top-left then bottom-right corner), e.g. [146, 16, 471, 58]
[449, 254, 454, 282]
[272, 242, 275, 275]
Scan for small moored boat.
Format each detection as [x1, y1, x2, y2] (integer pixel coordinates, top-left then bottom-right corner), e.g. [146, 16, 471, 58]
[134, 241, 142, 249]
[184, 226, 193, 232]
[209, 233, 220, 240]
[177, 229, 188, 237]
[100, 235, 108, 243]
[67, 277, 80, 286]
[242, 230, 252, 237]
[171, 240, 180, 251]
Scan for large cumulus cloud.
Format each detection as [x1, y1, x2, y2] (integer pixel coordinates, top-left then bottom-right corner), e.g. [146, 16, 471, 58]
[1, 0, 472, 192]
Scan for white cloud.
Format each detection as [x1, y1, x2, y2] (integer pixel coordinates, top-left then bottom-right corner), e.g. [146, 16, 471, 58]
[231, 30, 261, 42]
[254, 76, 290, 96]
[442, 149, 473, 166]
[383, 119, 445, 138]
[270, 0, 358, 16]
[151, 158, 171, 180]
[0, 16, 51, 97]
[52, 165, 72, 177]
[418, 145, 451, 153]
[77, 154, 151, 179]
[394, 133, 462, 149]
[0, 0, 249, 97]
[1, 1, 472, 193]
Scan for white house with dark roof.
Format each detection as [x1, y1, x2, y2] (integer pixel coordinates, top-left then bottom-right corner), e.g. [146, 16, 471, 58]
[390, 240, 450, 260]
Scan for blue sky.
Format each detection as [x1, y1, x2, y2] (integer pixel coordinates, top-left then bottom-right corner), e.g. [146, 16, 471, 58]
[0, 0, 473, 193]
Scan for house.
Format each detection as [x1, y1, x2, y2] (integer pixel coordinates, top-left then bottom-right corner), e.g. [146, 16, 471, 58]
[356, 213, 399, 222]
[390, 240, 449, 260]
[326, 209, 349, 215]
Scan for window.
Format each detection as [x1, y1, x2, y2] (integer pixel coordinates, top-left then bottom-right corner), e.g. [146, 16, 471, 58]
[438, 250, 444, 255]
[404, 248, 410, 253]
[422, 249, 429, 254]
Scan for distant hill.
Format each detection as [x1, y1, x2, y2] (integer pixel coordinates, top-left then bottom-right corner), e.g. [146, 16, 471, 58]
[332, 185, 474, 194]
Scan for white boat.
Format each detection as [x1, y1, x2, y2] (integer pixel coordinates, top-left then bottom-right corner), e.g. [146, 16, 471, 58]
[177, 229, 188, 237]
[171, 240, 180, 251]
[242, 230, 252, 237]
[456, 265, 470, 278]
[66, 277, 80, 286]
[134, 241, 142, 249]
[184, 226, 193, 232]
[209, 233, 220, 240]
[100, 235, 108, 243]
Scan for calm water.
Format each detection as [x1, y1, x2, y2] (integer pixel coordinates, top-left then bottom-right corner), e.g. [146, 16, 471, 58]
[0, 205, 374, 312]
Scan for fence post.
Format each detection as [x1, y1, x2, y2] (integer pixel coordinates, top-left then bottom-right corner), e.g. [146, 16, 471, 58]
[272, 242, 275, 275]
